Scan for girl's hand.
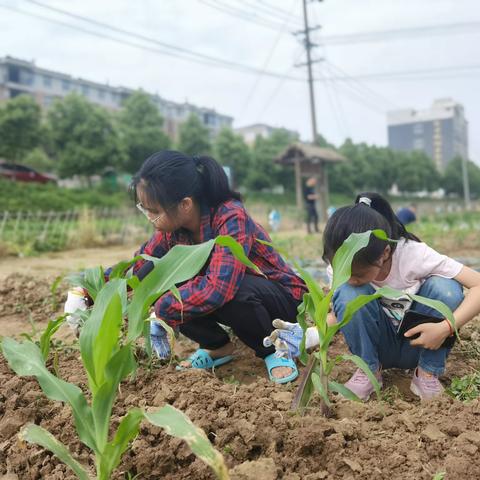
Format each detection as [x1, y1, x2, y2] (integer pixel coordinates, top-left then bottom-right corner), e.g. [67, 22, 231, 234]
[404, 321, 451, 350]
[263, 320, 303, 359]
[150, 316, 171, 360]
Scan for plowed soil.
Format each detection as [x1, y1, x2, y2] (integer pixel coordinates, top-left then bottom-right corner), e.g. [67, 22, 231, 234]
[1, 269, 480, 480]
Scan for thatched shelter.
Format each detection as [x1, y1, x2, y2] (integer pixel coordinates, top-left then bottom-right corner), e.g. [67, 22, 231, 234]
[276, 143, 347, 221]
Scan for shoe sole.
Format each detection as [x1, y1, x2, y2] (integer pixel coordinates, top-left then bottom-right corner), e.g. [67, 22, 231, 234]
[410, 382, 422, 399]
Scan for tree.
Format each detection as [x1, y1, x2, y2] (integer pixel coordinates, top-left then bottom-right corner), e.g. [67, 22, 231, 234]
[23, 148, 55, 172]
[442, 156, 480, 198]
[48, 94, 124, 180]
[177, 114, 212, 156]
[395, 150, 440, 193]
[0, 95, 42, 161]
[214, 128, 251, 187]
[246, 129, 296, 191]
[118, 91, 171, 173]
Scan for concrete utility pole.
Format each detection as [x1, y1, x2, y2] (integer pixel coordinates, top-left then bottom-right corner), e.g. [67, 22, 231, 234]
[461, 155, 471, 210]
[294, 0, 328, 221]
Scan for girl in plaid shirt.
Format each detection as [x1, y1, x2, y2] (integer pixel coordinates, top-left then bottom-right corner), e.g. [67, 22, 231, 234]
[67, 150, 306, 383]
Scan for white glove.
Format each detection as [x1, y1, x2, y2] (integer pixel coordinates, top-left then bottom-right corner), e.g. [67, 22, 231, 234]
[64, 288, 87, 331]
[263, 319, 320, 359]
[150, 314, 171, 360]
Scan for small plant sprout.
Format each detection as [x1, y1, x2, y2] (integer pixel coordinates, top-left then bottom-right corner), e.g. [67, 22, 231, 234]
[2, 235, 258, 479]
[262, 230, 458, 415]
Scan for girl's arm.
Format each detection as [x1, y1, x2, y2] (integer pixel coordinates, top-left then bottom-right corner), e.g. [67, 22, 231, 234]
[450, 265, 480, 329]
[406, 265, 480, 349]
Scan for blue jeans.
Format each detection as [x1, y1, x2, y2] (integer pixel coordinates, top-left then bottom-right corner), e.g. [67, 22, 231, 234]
[333, 276, 464, 376]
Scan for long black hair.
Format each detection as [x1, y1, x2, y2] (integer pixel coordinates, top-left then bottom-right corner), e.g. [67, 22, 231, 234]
[130, 150, 241, 210]
[323, 192, 421, 266]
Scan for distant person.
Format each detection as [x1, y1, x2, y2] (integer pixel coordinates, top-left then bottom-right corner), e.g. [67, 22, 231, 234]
[268, 209, 281, 233]
[265, 192, 480, 401]
[396, 204, 417, 225]
[64, 150, 306, 384]
[304, 177, 319, 234]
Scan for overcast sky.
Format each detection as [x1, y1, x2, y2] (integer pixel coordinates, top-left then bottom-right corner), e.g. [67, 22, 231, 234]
[1, 0, 479, 163]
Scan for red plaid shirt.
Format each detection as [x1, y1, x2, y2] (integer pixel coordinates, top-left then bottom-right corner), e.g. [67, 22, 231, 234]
[132, 199, 306, 326]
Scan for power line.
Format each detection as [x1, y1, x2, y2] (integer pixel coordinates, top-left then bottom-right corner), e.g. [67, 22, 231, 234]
[257, 50, 303, 121]
[323, 60, 397, 109]
[198, 0, 288, 31]
[2, 2, 304, 82]
[234, 0, 303, 26]
[238, 0, 297, 120]
[319, 20, 480, 45]
[315, 63, 480, 82]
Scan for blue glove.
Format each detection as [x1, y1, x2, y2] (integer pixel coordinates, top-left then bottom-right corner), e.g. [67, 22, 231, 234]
[150, 320, 171, 360]
[263, 319, 303, 359]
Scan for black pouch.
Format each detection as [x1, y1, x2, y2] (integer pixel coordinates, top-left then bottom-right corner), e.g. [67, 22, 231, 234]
[396, 309, 456, 349]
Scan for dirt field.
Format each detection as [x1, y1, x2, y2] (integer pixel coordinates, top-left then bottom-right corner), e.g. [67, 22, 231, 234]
[1, 247, 480, 479]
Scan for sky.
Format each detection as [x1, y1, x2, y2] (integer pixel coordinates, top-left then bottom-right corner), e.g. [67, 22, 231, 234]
[1, 0, 479, 163]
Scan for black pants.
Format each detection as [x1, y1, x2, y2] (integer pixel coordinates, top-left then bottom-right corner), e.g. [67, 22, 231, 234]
[179, 274, 301, 359]
[306, 203, 319, 233]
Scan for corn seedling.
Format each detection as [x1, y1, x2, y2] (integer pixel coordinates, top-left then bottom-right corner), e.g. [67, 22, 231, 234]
[2, 235, 257, 479]
[263, 230, 457, 415]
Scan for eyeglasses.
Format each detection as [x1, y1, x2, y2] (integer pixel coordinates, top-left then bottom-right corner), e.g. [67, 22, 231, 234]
[136, 202, 167, 224]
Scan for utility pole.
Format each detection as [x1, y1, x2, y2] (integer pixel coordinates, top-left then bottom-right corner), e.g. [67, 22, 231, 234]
[461, 155, 471, 210]
[294, 0, 327, 222]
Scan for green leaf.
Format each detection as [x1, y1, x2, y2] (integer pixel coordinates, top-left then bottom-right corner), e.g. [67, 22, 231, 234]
[39, 315, 67, 361]
[311, 372, 331, 407]
[145, 405, 229, 480]
[67, 266, 105, 301]
[92, 345, 136, 451]
[79, 279, 126, 394]
[409, 294, 457, 335]
[1, 338, 97, 452]
[20, 424, 91, 480]
[98, 408, 144, 479]
[128, 240, 217, 342]
[108, 255, 143, 280]
[328, 380, 361, 402]
[331, 230, 389, 291]
[340, 354, 381, 400]
[215, 235, 262, 275]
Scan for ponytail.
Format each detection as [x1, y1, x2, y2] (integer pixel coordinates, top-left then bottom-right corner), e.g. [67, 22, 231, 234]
[130, 150, 241, 210]
[323, 192, 420, 266]
[355, 192, 420, 242]
[193, 155, 242, 206]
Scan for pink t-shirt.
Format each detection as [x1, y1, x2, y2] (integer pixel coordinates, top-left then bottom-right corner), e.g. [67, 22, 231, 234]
[328, 238, 463, 324]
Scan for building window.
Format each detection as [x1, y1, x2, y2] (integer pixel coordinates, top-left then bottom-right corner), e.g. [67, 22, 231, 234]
[19, 69, 34, 86]
[413, 138, 424, 150]
[43, 75, 52, 88]
[80, 84, 89, 96]
[413, 123, 423, 135]
[62, 79, 71, 91]
[98, 89, 105, 99]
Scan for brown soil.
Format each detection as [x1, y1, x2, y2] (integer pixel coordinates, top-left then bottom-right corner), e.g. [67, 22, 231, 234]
[1, 256, 480, 479]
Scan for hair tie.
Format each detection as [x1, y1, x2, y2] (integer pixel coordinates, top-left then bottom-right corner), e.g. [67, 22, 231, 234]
[358, 196, 372, 207]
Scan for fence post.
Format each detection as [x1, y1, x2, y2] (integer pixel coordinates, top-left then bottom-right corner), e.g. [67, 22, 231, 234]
[0, 211, 9, 240]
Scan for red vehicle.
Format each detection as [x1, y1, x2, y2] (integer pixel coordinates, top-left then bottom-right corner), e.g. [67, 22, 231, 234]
[0, 162, 56, 184]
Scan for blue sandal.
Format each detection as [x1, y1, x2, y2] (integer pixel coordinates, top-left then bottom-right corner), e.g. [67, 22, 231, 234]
[176, 348, 234, 371]
[264, 353, 298, 384]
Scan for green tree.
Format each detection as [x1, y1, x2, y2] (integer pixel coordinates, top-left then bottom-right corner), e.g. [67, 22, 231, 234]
[177, 114, 212, 156]
[247, 129, 296, 191]
[118, 91, 171, 173]
[214, 128, 251, 187]
[23, 148, 55, 172]
[442, 156, 480, 198]
[48, 94, 124, 180]
[395, 150, 440, 193]
[0, 95, 42, 161]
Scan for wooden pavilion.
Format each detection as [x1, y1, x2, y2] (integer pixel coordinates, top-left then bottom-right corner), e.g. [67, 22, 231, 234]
[276, 143, 347, 222]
